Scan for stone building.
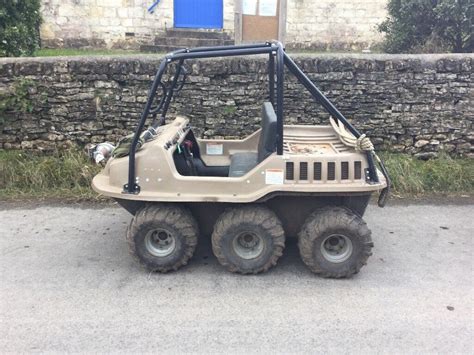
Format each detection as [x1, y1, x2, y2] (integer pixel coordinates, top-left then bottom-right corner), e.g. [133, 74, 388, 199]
[40, 0, 388, 51]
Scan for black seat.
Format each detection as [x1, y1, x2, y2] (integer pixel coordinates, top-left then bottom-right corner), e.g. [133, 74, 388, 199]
[229, 102, 277, 177]
[257, 102, 278, 162]
[228, 152, 258, 178]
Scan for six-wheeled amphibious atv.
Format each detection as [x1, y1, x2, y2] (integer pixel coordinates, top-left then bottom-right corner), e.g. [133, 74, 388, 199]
[92, 41, 390, 278]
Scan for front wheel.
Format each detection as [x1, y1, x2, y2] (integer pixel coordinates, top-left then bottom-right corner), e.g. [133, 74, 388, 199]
[298, 207, 373, 278]
[127, 204, 198, 272]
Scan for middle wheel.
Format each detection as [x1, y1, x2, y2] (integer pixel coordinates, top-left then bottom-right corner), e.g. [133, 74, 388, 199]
[211, 206, 286, 274]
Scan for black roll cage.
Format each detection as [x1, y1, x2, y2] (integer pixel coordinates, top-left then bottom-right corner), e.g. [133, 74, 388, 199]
[124, 41, 386, 198]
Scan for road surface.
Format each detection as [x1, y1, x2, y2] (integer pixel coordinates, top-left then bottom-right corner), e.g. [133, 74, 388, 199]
[0, 202, 472, 353]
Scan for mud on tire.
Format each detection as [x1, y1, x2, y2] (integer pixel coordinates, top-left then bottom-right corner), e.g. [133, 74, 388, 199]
[298, 207, 373, 278]
[127, 203, 198, 272]
[211, 205, 285, 274]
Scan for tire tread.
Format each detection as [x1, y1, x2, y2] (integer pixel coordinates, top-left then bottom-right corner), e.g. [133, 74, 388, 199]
[212, 205, 285, 274]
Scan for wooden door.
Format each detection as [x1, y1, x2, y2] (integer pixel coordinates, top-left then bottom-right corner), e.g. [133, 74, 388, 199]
[242, 0, 279, 42]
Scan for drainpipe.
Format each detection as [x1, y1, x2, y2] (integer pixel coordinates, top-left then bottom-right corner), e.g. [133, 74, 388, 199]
[147, 0, 161, 14]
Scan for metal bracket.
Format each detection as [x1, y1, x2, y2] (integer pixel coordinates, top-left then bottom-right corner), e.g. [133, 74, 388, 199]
[364, 168, 372, 183]
[122, 183, 141, 194]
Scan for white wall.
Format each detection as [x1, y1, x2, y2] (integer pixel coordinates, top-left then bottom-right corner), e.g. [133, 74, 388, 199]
[285, 0, 387, 50]
[40, 0, 386, 49]
[40, 0, 235, 48]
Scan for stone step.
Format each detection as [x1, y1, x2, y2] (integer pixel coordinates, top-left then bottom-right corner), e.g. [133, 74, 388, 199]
[141, 39, 235, 53]
[140, 44, 178, 53]
[154, 36, 234, 47]
[165, 28, 231, 40]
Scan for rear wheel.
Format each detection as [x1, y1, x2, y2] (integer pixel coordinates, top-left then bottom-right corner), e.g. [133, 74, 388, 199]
[127, 204, 198, 272]
[298, 207, 373, 278]
[211, 206, 285, 274]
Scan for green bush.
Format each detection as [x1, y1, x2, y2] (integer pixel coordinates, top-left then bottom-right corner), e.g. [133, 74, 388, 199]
[0, 0, 42, 57]
[379, 0, 473, 53]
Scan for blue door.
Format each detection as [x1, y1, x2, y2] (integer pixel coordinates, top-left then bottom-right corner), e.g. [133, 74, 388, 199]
[174, 0, 223, 29]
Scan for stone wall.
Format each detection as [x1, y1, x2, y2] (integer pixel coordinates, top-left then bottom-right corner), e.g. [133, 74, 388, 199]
[0, 54, 472, 157]
[285, 0, 387, 50]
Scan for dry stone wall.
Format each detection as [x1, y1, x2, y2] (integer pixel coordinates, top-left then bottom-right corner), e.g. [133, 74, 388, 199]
[0, 53, 472, 157]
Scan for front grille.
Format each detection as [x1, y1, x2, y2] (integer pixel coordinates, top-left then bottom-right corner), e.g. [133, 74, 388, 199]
[285, 160, 363, 183]
[299, 162, 308, 180]
[341, 161, 349, 180]
[354, 161, 362, 180]
[314, 162, 322, 180]
[327, 162, 336, 180]
[286, 162, 294, 180]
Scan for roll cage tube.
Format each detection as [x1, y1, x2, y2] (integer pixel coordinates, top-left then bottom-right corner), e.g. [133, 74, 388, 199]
[282, 53, 379, 183]
[157, 58, 184, 126]
[125, 58, 167, 193]
[276, 41, 284, 155]
[124, 41, 382, 194]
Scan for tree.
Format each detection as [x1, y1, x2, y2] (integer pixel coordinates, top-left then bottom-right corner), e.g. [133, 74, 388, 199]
[379, 0, 473, 53]
[0, 0, 42, 57]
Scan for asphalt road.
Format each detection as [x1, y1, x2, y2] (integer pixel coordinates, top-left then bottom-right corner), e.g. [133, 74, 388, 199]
[0, 202, 472, 353]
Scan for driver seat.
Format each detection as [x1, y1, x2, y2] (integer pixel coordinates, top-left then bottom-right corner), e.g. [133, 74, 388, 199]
[228, 102, 277, 177]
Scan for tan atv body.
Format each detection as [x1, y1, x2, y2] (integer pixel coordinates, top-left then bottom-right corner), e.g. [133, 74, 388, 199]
[92, 116, 386, 203]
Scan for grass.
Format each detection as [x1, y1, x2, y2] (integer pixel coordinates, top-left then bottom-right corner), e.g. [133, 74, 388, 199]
[0, 150, 102, 200]
[0, 150, 472, 201]
[31, 48, 378, 58]
[286, 48, 384, 55]
[33, 48, 373, 58]
[381, 153, 474, 197]
[33, 48, 143, 57]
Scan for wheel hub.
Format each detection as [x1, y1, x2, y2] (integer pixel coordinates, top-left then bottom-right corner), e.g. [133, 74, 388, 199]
[232, 232, 264, 260]
[145, 228, 176, 257]
[320, 234, 353, 263]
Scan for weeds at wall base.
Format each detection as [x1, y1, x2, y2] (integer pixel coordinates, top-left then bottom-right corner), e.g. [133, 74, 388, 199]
[0, 149, 472, 201]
